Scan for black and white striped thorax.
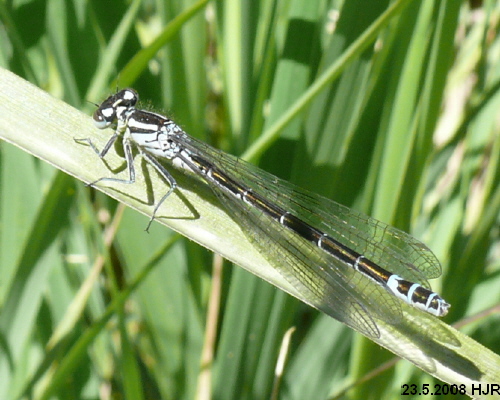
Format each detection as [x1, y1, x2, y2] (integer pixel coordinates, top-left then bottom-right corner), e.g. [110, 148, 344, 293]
[90, 89, 450, 320]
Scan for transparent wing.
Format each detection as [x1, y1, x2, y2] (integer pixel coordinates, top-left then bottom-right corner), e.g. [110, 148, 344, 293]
[182, 135, 442, 288]
[207, 165, 404, 338]
[174, 136, 449, 336]
[213, 176, 459, 345]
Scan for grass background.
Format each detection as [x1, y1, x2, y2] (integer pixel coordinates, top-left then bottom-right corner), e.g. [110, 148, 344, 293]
[1, 0, 500, 399]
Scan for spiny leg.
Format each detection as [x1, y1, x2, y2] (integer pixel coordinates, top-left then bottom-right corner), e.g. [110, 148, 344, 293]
[77, 134, 178, 231]
[74, 133, 119, 159]
[140, 152, 177, 232]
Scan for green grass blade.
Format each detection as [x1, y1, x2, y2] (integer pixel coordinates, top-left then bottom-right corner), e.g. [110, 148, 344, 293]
[1, 66, 500, 399]
[115, 0, 209, 89]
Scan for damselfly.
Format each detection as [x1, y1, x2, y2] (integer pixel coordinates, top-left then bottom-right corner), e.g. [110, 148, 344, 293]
[77, 89, 450, 338]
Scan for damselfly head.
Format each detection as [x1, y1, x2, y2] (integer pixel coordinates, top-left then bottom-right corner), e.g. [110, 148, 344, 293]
[93, 88, 139, 129]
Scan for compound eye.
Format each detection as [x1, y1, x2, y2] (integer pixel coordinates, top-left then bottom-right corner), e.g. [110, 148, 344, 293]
[93, 107, 115, 129]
